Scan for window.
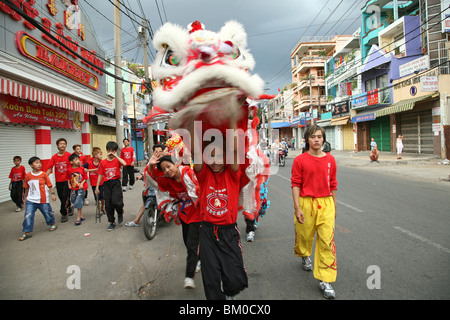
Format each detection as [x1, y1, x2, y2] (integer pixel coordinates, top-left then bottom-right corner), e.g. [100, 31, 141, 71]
[365, 78, 376, 91]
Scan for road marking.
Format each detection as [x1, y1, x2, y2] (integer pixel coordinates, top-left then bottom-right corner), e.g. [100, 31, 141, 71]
[337, 200, 364, 213]
[394, 226, 450, 254]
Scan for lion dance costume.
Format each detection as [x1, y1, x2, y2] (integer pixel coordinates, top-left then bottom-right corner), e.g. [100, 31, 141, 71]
[144, 20, 270, 223]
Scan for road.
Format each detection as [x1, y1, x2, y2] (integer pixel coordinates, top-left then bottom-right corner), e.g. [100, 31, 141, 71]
[0, 156, 449, 301]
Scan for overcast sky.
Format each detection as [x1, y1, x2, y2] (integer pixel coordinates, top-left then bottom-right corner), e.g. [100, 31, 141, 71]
[81, 0, 366, 95]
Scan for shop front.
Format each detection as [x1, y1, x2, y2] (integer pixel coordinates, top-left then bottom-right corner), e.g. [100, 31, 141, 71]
[0, 1, 107, 202]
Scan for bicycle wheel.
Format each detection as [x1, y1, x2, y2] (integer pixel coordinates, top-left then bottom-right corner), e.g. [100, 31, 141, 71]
[143, 205, 158, 240]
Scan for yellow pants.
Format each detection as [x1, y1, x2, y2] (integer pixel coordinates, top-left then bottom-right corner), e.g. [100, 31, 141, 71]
[294, 196, 337, 283]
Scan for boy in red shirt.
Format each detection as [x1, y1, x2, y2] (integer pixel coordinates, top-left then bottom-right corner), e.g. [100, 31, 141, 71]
[95, 141, 127, 231]
[120, 138, 136, 191]
[189, 118, 249, 300]
[83, 147, 105, 214]
[291, 124, 338, 299]
[150, 153, 201, 289]
[68, 153, 88, 225]
[46, 138, 71, 222]
[9, 155, 26, 212]
[73, 144, 89, 205]
[20, 157, 57, 241]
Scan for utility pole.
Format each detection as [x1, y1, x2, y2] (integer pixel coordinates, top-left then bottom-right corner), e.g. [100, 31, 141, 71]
[141, 19, 153, 154]
[309, 73, 314, 125]
[114, 0, 124, 144]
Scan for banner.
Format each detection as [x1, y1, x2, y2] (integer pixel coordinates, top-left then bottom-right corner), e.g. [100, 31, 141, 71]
[0, 93, 73, 129]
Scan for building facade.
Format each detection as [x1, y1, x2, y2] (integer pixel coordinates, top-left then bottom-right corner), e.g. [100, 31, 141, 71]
[0, 1, 109, 202]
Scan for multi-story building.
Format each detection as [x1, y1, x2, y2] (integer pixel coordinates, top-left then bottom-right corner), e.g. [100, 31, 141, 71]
[351, 0, 449, 158]
[325, 29, 363, 151]
[289, 35, 354, 149]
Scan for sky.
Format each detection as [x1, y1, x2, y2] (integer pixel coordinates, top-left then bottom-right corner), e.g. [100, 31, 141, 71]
[81, 0, 367, 96]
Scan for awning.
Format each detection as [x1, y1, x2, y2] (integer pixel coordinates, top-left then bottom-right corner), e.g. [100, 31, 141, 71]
[331, 116, 350, 126]
[374, 93, 437, 118]
[0, 76, 95, 115]
[271, 121, 290, 129]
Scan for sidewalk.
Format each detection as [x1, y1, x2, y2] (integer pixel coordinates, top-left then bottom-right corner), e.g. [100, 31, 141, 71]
[286, 148, 450, 184]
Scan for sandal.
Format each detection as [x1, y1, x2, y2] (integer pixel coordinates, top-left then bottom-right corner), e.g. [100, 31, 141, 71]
[19, 233, 32, 241]
[49, 224, 57, 231]
[125, 221, 140, 227]
[75, 220, 82, 226]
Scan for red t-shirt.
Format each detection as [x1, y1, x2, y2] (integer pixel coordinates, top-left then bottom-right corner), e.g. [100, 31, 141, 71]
[97, 157, 122, 181]
[291, 152, 338, 198]
[120, 147, 135, 166]
[48, 151, 71, 182]
[9, 166, 26, 182]
[196, 164, 242, 225]
[67, 166, 88, 191]
[150, 166, 201, 224]
[83, 159, 104, 186]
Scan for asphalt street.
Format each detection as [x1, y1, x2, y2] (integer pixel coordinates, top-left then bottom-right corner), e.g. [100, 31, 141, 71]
[0, 154, 449, 301]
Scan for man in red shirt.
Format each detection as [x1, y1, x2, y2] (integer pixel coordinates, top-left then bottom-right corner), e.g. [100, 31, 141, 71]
[46, 138, 72, 222]
[120, 138, 136, 191]
[291, 124, 338, 299]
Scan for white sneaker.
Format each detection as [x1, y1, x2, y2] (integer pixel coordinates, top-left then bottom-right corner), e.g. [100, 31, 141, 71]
[122, 187, 127, 192]
[129, 185, 133, 190]
[184, 277, 195, 289]
[319, 281, 335, 299]
[246, 231, 255, 242]
[302, 257, 313, 271]
[15, 207, 21, 212]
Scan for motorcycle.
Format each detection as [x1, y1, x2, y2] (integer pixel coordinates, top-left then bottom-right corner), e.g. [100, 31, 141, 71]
[142, 194, 161, 240]
[278, 147, 286, 167]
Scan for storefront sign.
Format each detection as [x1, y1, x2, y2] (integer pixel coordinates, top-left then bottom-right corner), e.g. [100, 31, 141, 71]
[420, 76, 438, 91]
[16, 31, 99, 90]
[0, 93, 75, 128]
[351, 113, 375, 123]
[351, 93, 367, 109]
[331, 100, 349, 116]
[399, 55, 430, 78]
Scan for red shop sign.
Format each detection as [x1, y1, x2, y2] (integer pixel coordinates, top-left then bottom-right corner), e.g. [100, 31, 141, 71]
[367, 89, 379, 106]
[0, 93, 74, 129]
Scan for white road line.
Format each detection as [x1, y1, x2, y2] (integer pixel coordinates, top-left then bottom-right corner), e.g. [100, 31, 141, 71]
[394, 226, 450, 254]
[337, 200, 364, 213]
[275, 174, 364, 213]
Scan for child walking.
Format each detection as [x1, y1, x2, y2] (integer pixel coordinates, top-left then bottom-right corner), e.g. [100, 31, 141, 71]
[46, 138, 71, 222]
[9, 156, 26, 212]
[68, 153, 88, 225]
[95, 141, 126, 231]
[83, 147, 105, 214]
[291, 124, 338, 299]
[19, 157, 57, 241]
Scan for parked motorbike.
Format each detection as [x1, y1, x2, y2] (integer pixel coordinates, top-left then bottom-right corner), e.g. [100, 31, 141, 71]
[142, 194, 161, 240]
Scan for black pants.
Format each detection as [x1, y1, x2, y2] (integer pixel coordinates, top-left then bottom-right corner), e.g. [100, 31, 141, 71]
[181, 220, 201, 278]
[56, 181, 70, 216]
[199, 221, 248, 300]
[122, 166, 135, 187]
[103, 179, 124, 223]
[245, 218, 255, 233]
[11, 180, 24, 208]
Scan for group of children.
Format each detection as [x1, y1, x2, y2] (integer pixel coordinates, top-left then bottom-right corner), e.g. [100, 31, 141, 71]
[11, 138, 135, 242]
[10, 123, 339, 300]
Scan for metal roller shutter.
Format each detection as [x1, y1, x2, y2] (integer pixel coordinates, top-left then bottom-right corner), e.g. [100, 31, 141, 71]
[370, 116, 391, 151]
[0, 123, 36, 203]
[400, 110, 433, 154]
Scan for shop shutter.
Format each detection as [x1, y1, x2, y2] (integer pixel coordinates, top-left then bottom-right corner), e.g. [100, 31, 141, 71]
[324, 127, 336, 150]
[0, 123, 36, 203]
[401, 110, 433, 154]
[370, 116, 391, 151]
